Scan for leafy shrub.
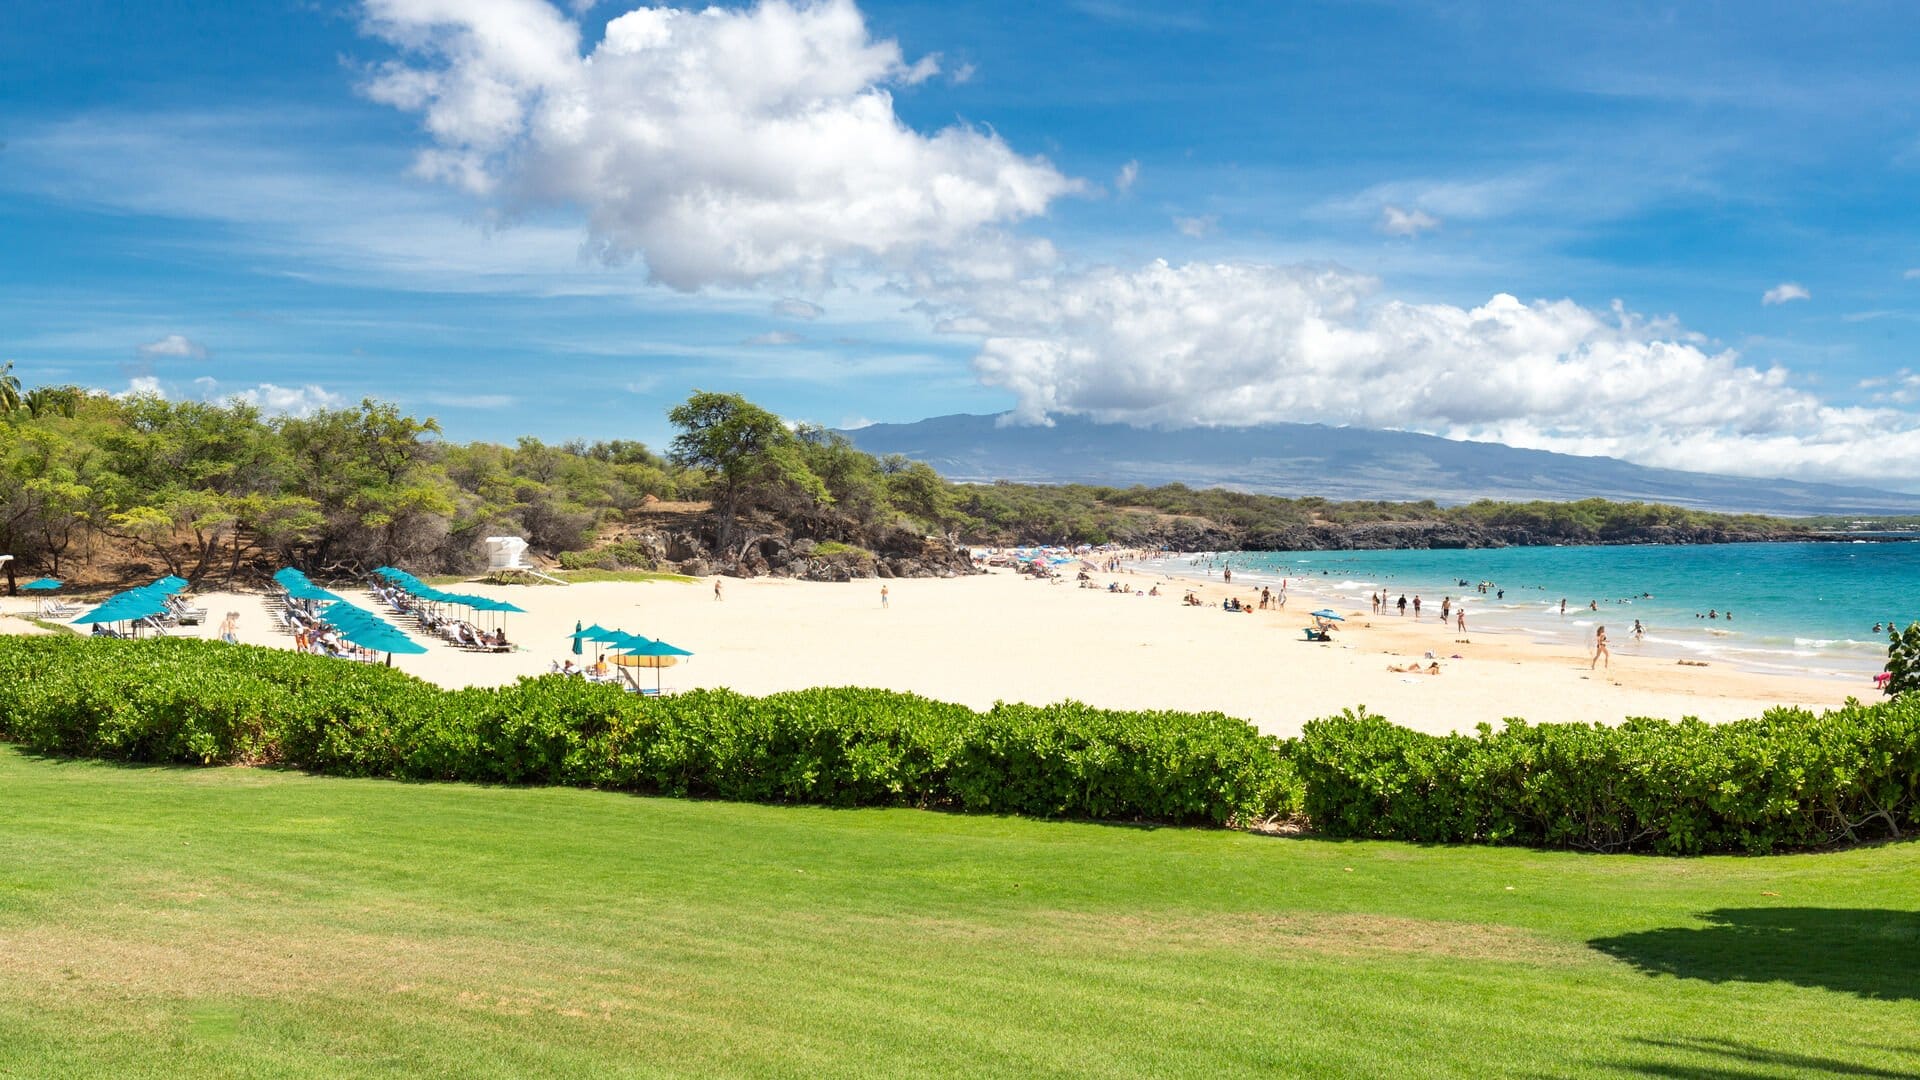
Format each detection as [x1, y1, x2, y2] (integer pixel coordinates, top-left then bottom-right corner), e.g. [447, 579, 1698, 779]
[557, 538, 655, 571]
[1298, 702, 1920, 854]
[7, 637, 1913, 852]
[810, 541, 874, 561]
[1885, 621, 1920, 699]
[0, 637, 1295, 826]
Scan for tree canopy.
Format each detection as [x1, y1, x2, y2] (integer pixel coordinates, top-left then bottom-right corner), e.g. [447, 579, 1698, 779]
[0, 369, 1832, 592]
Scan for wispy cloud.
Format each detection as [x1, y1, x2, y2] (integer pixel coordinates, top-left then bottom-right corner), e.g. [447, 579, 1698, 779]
[771, 298, 823, 321]
[1763, 282, 1811, 305]
[1115, 160, 1138, 194]
[1378, 206, 1441, 237]
[423, 392, 516, 409]
[1070, 1, 1206, 31]
[1173, 215, 1216, 238]
[136, 333, 209, 360]
[743, 331, 800, 347]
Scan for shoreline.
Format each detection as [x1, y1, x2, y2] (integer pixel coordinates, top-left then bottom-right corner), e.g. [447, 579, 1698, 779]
[1137, 541, 1908, 683]
[6, 565, 1869, 739]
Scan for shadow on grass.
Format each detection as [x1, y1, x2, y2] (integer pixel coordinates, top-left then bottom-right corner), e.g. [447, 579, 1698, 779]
[1594, 1036, 1919, 1078]
[1590, 908, 1920, 1002]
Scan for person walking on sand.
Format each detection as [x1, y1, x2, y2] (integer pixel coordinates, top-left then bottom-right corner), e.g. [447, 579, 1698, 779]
[1396, 594, 1408, 616]
[1456, 609, 1467, 635]
[713, 578, 723, 601]
[1412, 595, 1422, 620]
[880, 584, 890, 609]
[1591, 625, 1611, 670]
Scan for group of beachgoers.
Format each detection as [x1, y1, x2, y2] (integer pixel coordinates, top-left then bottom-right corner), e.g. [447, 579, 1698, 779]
[551, 655, 625, 684]
[1370, 591, 1471, 634]
[278, 603, 380, 663]
[372, 581, 510, 651]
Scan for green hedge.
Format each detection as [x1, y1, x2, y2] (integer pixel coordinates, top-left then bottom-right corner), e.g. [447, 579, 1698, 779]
[0, 637, 1298, 826]
[3, 637, 1916, 853]
[1296, 706, 1920, 854]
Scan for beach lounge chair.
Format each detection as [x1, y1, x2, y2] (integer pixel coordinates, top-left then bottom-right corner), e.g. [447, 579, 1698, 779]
[1302, 627, 1333, 642]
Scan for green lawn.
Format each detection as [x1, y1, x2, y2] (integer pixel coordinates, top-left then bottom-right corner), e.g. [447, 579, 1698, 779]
[1, 745, 1915, 1078]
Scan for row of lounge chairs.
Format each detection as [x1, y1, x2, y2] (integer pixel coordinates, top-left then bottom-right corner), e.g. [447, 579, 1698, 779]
[39, 593, 205, 626]
[548, 659, 668, 696]
[372, 582, 512, 653]
[268, 597, 381, 663]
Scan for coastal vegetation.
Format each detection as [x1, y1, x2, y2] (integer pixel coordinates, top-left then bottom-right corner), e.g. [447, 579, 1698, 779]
[3, 743, 1916, 1078]
[0, 377, 1857, 591]
[5, 635, 1916, 855]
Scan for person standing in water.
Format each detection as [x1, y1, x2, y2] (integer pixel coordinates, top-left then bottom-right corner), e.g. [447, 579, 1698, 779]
[1591, 625, 1611, 670]
[1632, 619, 1645, 639]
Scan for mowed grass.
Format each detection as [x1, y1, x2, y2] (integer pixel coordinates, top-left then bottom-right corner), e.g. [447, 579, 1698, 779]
[0, 746, 1915, 1079]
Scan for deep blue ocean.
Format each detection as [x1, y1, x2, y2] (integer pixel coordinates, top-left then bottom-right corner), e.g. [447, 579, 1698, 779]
[1140, 541, 1920, 678]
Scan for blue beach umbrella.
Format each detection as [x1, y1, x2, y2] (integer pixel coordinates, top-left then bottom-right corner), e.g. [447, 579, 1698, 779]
[610, 635, 694, 692]
[1310, 609, 1345, 621]
[74, 594, 169, 625]
[334, 621, 428, 664]
[571, 620, 584, 655]
[21, 578, 62, 591]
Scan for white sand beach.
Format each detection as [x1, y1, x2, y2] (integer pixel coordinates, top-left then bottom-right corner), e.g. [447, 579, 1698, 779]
[9, 566, 1866, 738]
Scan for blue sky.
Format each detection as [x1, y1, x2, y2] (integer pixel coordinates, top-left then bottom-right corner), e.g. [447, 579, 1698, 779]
[3, 1, 1919, 484]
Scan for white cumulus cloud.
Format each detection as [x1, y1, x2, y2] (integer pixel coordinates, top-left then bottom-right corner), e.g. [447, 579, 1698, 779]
[956, 259, 1920, 485]
[1378, 205, 1441, 237]
[229, 383, 345, 417]
[358, 0, 1078, 289]
[1762, 282, 1810, 305]
[137, 333, 210, 360]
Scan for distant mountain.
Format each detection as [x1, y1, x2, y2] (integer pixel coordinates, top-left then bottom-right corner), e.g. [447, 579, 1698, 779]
[842, 413, 1920, 516]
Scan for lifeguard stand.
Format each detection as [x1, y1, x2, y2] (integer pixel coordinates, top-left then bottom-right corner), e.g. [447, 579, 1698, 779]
[482, 536, 566, 584]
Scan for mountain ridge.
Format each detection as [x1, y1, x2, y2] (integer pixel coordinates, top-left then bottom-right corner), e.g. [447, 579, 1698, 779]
[840, 413, 1920, 516]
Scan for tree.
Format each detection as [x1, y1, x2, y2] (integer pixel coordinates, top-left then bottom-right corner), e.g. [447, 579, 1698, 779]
[278, 400, 453, 569]
[887, 460, 960, 537]
[1885, 622, 1920, 699]
[668, 392, 823, 548]
[0, 362, 19, 417]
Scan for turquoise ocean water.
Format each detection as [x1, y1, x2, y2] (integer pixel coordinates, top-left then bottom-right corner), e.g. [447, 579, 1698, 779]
[1141, 541, 1920, 679]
